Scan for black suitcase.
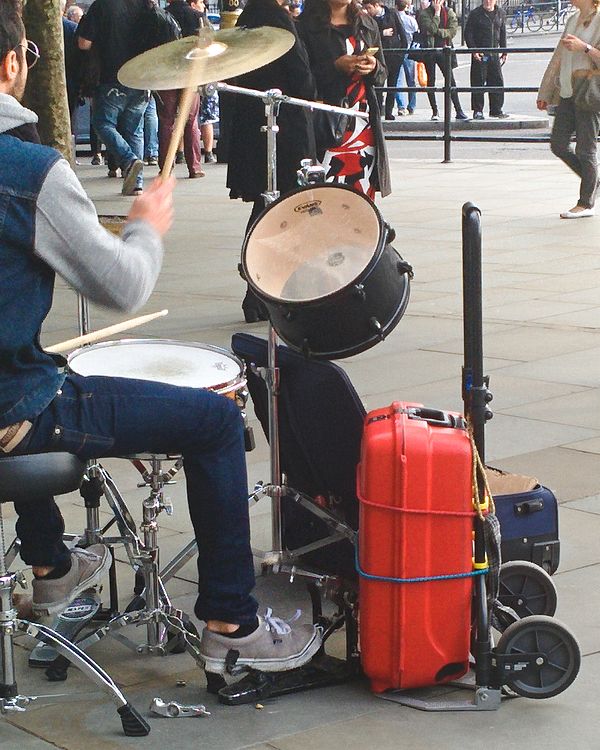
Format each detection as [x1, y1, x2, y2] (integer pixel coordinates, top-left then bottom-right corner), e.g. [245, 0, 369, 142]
[493, 480, 560, 575]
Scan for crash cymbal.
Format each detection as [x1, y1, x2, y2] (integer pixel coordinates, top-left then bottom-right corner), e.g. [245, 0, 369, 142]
[118, 26, 295, 90]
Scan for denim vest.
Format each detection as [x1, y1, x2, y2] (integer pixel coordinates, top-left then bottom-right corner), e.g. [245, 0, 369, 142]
[0, 133, 65, 428]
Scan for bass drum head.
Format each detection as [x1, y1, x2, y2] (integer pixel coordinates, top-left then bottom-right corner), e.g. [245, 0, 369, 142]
[243, 185, 382, 303]
[68, 339, 245, 393]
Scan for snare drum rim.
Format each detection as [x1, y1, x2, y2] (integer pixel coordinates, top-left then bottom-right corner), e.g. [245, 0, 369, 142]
[241, 184, 386, 306]
[67, 338, 247, 394]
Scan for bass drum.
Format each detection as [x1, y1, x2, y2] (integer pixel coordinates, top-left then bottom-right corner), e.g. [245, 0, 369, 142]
[242, 184, 412, 360]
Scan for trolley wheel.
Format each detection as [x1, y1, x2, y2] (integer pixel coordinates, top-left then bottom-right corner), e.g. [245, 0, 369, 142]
[498, 560, 557, 618]
[496, 615, 580, 699]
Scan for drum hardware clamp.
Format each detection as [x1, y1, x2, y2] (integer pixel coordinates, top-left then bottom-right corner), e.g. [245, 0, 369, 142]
[150, 697, 210, 718]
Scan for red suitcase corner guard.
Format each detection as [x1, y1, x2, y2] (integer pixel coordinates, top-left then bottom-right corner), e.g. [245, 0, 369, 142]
[357, 401, 478, 693]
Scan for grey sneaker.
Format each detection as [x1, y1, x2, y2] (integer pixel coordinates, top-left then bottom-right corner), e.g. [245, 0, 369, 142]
[200, 609, 322, 674]
[122, 158, 144, 196]
[32, 545, 111, 617]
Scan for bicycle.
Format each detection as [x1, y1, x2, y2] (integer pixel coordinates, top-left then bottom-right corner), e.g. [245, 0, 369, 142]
[507, 5, 543, 33]
[541, 3, 573, 30]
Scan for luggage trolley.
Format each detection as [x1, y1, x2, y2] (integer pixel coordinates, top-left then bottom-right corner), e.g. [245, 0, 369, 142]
[357, 204, 581, 710]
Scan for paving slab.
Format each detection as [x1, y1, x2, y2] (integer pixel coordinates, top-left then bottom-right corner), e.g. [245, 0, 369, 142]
[5, 154, 600, 749]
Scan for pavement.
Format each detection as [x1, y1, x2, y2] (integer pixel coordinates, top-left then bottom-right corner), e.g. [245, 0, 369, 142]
[2, 146, 600, 750]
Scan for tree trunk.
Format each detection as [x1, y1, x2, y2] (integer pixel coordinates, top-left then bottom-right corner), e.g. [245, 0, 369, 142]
[22, 0, 73, 164]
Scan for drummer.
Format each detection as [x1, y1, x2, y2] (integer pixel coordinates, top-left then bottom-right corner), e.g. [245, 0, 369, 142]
[0, 1, 321, 674]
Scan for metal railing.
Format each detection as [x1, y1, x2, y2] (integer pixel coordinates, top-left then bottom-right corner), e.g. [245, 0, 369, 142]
[378, 45, 553, 162]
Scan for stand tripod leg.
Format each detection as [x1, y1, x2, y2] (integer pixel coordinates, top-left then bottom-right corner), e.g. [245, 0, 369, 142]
[19, 620, 150, 736]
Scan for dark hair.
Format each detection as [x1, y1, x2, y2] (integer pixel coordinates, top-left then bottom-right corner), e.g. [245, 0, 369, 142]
[396, 0, 409, 10]
[301, 0, 363, 27]
[0, 0, 25, 67]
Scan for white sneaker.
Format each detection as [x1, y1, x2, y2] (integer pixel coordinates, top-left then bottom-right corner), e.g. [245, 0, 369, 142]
[560, 207, 595, 219]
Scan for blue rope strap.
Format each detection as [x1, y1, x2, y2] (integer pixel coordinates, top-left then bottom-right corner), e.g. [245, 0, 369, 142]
[355, 543, 489, 584]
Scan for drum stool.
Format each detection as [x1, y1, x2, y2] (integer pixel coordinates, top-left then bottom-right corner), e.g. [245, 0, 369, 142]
[0, 452, 149, 736]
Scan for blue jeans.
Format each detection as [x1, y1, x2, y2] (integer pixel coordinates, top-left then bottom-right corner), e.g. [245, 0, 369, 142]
[13, 375, 258, 624]
[92, 84, 147, 186]
[396, 58, 417, 112]
[144, 95, 159, 160]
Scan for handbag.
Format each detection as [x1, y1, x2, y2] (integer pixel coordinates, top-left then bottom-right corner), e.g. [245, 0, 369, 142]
[416, 61, 428, 87]
[313, 97, 350, 155]
[572, 66, 600, 112]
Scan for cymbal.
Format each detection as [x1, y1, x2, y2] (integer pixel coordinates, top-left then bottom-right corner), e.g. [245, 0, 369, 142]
[118, 26, 295, 90]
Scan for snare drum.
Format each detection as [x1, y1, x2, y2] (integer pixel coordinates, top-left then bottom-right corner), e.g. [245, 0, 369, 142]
[242, 184, 412, 360]
[68, 339, 246, 398]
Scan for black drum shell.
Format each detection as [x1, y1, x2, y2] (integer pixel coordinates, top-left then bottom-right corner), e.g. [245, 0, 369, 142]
[253, 243, 411, 360]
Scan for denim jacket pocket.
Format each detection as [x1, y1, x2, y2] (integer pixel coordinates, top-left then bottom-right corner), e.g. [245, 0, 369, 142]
[50, 425, 115, 459]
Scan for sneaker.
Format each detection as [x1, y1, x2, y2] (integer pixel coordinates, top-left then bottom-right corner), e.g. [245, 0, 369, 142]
[175, 150, 185, 165]
[32, 545, 111, 618]
[490, 111, 510, 119]
[107, 168, 120, 178]
[145, 156, 158, 166]
[204, 151, 216, 164]
[122, 158, 144, 196]
[200, 609, 323, 674]
[189, 169, 205, 178]
[407, 108, 414, 115]
[91, 153, 104, 166]
[431, 112, 439, 121]
[473, 111, 484, 120]
[455, 111, 469, 121]
[384, 114, 395, 121]
[397, 107, 407, 116]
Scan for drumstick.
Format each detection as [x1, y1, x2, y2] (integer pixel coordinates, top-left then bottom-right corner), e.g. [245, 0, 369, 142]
[46, 309, 169, 353]
[160, 27, 211, 180]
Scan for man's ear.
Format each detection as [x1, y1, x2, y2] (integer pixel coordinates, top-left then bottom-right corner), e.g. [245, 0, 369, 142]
[0, 50, 19, 84]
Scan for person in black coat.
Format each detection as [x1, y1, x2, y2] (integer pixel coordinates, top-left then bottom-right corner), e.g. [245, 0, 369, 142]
[464, 0, 508, 119]
[362, 0, 408, 120]
[297, 0, 390, 198]
[226, 0, 316, 322]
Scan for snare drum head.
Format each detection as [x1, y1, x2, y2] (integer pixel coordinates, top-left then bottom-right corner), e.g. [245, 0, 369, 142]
[68, 340, 244, 393]
[243, 186, 381, 303]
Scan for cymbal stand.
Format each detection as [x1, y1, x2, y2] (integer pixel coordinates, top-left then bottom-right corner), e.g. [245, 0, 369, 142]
[215, 84, 366, 573]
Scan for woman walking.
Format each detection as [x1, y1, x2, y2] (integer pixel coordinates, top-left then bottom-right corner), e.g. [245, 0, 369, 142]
[298, 0, 391, 198]
[538, 0, 600, 218]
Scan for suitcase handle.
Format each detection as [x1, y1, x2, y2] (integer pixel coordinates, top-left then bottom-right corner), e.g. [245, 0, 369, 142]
[405, 407, 465, 429]
[514, 499, 544, 515]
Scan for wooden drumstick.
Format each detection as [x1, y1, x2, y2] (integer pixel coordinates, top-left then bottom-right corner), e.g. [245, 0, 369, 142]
[46, 309, 169, 353]
[160, 27, 212, 180]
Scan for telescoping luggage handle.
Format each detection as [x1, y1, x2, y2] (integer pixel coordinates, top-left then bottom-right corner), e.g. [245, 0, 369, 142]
[405, 406, 466, 429]
[367, 405, 467, 429]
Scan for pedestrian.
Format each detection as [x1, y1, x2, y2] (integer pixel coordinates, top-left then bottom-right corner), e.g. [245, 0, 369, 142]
[227, 0, 316, 323]
[538, 0, 600, 218]
[396, 0, 419, 114]
[464, 0, 508, 119]
[417, 0, 468, 120]
[298, 0, 391, 198]
[77, 0, 149, 196]
[159, 0, 204, 177]
[362, 0, 408, 120]
[66, 5, 83, 23]
[144, 94, 159, 166]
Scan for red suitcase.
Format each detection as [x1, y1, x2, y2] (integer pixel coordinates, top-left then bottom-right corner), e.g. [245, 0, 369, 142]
[358, 402, 475, 693]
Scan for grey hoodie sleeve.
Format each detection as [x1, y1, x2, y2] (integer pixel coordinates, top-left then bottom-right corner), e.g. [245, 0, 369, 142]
[35, 159, 164, 313]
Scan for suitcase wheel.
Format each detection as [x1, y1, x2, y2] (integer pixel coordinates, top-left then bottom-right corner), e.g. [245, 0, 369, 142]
[496, 615, 580, 699]
[498, 560, 557, 619]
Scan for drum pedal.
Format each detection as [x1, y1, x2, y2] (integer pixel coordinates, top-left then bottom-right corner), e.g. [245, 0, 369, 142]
[28, 589, 101, 669]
